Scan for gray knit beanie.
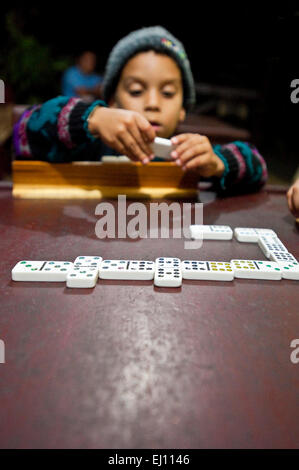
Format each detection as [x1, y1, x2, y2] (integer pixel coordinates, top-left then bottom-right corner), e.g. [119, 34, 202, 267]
[102, 26, 196, 110]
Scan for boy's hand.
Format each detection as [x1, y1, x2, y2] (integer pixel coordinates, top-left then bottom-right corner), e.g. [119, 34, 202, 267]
[170, 133, 225, 177]
[88, 107, 155, 163]
[287, 179, 299, 218]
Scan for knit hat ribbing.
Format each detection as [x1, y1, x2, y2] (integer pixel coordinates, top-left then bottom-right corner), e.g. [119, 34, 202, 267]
[102, 26, 196, 110]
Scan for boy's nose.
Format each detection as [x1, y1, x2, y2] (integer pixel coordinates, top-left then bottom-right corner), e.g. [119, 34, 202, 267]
[144, 89, 161, 111]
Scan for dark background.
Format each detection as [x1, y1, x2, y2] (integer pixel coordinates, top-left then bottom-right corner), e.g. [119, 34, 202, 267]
[1, 3, 299, 183]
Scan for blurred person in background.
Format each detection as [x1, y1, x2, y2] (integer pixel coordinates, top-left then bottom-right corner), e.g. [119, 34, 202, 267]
[62, 50, 103, 101]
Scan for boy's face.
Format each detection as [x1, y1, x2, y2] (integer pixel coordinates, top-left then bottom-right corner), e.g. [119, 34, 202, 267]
[110, 51, 186, 138]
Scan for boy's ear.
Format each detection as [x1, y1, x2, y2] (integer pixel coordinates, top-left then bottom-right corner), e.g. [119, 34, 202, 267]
[179, 108, 186, 122]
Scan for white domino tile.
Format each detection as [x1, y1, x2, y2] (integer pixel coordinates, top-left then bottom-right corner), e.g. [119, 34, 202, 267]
[12, 260, 45, 281]
[150, 137, 174, 160]
[11, 260, 74, 282]
[99, 260, 155, 280]
[156, 257, 181, 269]
[182, 261, 234, 281]
[230, 259, 282, 280]
[234, 227, 277, 243]
[278, 262, 299, 280]
[189, 225, 233, 240]
[101, 156, 131, 162]
[73, 256, 102, 269]
[269, 251, 298, 264]
[66, 266, 99, 288]
[257, 235, 288, 259]
[154, 257, 182, 287]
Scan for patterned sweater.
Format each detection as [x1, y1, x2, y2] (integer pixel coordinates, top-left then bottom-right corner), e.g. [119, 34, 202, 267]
[13, 96, 268, 194]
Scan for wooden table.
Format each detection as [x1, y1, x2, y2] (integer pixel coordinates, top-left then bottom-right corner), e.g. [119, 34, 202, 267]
[0, 185, 298, 449]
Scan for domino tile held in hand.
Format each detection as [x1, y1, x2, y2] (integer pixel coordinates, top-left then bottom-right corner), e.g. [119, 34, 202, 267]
[150, 137, 174, 160]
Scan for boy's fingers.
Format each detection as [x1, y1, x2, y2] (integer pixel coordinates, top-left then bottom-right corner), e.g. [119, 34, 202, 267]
[286, 188, 294, 213]
[172, 136, 207, 158]
[128, 121, 154, 157]
[289, 196, 298, 217]
[175, 147, 198, 165]
[115, 138, 138, 161]
[135, 114, 156, 143]
[175, 142, 208, 162]
[291, 185, 299, 216]
[171, 133, 194, 145]
[292, 184, 299, 206]
[183, 154, 210, 171]
[118, 133, 149, 164]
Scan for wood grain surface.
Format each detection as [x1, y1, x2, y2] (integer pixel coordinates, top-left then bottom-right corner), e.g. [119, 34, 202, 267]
[12, 161, 199, 199]
[0, 186, 298, 449]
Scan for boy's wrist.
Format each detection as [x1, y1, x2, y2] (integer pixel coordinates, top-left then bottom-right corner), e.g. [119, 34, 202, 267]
[213, 153, 225, 178]
[87, 105, 106, 136]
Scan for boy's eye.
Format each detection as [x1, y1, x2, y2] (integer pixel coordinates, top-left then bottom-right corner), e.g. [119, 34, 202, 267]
[162, 89, 176, 98]
[129, 89, 143, 96]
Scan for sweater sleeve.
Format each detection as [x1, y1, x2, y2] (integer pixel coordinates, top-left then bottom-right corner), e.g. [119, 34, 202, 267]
[13, 96, 107, 162]
[210, 140, 268, 195]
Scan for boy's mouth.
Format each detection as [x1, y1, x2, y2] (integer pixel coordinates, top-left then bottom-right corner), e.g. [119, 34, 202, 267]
[149, 121, 162, 131]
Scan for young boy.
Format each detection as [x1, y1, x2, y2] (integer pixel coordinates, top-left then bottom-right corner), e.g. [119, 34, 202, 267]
[13, 26, 267, 194]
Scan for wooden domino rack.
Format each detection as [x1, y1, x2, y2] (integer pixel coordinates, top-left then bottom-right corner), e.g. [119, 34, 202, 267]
[12, 160, 199, 199]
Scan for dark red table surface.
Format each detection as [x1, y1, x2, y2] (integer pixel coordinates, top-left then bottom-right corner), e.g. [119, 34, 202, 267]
[0, 186, 298, 449]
